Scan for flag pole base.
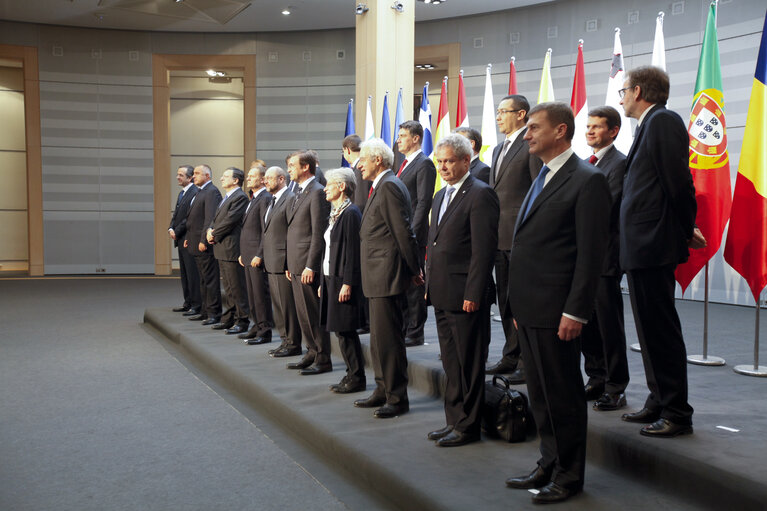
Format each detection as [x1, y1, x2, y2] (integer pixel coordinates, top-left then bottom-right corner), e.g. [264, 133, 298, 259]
[733, 365, 767, 377]
[629, 343, 641, 353]
[687, 354, 725, 366]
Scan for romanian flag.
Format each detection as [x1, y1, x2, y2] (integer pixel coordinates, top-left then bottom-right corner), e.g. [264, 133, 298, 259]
[570, 40, 590, 159]
[724, 11, 767, 302]
[676, 3, 733, 292]
[508, 57, 518, 95]
[456, 70, 469, 128]
[433, 76, 451, 194]
[537, 48, 555, 103]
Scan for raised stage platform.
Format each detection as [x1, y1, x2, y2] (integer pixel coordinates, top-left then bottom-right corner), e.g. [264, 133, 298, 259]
[144, 297, 767, 511]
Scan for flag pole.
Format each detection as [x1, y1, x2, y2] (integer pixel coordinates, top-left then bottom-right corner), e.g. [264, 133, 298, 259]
[733, 298, 767, 377]
[687, 262, 725, 365]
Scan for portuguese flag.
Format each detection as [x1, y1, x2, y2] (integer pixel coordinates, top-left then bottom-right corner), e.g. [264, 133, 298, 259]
[675, 3, 732, 292]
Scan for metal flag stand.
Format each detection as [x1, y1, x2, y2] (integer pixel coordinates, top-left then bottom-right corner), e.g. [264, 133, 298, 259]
[733, 297, 767, 377]
[688, 262, 726, 366]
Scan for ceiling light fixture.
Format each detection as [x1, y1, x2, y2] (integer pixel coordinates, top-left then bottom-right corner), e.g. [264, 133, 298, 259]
[206, 69, 226, 77]
[391, 2, 404, 13]
[355, 3, 369, 15]
[281, 8, 290, 15]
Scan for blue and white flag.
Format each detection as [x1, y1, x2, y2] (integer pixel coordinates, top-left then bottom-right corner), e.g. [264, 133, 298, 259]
[419, 83, 433, 158]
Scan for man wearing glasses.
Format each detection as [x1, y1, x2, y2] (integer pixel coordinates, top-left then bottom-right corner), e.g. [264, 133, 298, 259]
[485, 95, 543, 382]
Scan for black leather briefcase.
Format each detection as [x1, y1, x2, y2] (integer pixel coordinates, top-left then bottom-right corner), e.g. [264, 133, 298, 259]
[481, 375, 532, 443]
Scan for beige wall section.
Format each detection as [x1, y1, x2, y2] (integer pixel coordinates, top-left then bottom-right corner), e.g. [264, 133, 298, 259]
[355, 0, 414, 140]
[152, 54, 255, 275]
[0, 45, 42, 275]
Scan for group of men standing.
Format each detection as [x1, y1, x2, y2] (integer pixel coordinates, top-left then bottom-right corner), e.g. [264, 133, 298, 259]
[168, 64, 700, 505]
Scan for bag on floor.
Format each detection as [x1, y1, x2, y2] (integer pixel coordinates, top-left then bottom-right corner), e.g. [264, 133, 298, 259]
[481, 374, 531, 443]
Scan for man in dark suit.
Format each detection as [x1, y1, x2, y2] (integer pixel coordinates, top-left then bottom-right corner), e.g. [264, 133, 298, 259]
[454, 127, 490, 184]
[425, 134, 499, 447]
[238, 163, 274, 345]
[207, 167, 250, 334]
[355, 138, 422, 419]
[618, 66, 702, 438]
[168, 165, 200, 314]
[262, 166, 302, 358]
[581, 106, 630, 411]
[504, 102, 610, 504]
[342, 134, 371, 211]
[285, 150, 332, 375]
[184, 165, 223, 325]
[485, 95, 543, 381]
[395, 120, 435, 347]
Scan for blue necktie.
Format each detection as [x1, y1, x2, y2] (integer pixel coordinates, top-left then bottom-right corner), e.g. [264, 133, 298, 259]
[522, 165, 550, 220]
[438, 186, 455, 225]
[176, 189, 184, 207]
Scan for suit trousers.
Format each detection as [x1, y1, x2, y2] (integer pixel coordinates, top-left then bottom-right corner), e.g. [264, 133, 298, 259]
[244, 264, 274, 337]
[626, 266, 693, 424]
[194, 251, 222, 319]
[219, 259, 250, 326]
[435, 305, 490, 434]
[268, 272, 301, 350]
[581, 275, 629, 394]
[291, 274, 331, 365]
[518, 324, 586, 490]
[495, 250, 522, 367]
[178, 244, 200, 309]
[400, 246, 427, 339]
[369, 294, 409, 406]
[336, 331, 366, 382]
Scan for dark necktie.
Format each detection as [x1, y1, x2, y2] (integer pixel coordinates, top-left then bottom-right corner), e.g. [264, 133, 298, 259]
[522, 165, 551, 220]
[292, 187, 303, 210]
[265, 195, 276, 222]
[588, 154, 599, 165]
[397, 159, 408, 177]
[493, 139, 512, 181]
[176, 189, 184, 207]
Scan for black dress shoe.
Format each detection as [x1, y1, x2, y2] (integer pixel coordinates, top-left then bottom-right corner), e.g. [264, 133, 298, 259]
[354, 394, 386, 408]
[404, 336, 424, 347]
[271, 346, 302, 358]
[299, 364, 332, 375]
[201, 317, 220, 326]
[173, 305, 190, 312]
[287, 357, 314, 370]
[486, 359, 517, 375]
[268, 342, 288, 355]
[436, 430, 479, 447]
[329, 375, 350, 391]
[621, 407, 661, 423]
[247, 336, 272, 346]
[593, 392, 627, 411]
[505, 466, 551, 489]
[531, 482, 579, 504]
[427, 425, 454, 441]
[182, 308, 200, 316]
[640, 418, 693, 438]
[584, 381, 605, 401]
[187, 314, 205, 321]
[225, 324, 247, 335]
[211, 322, 233, 330]
[333, 380, 366, 394]
[238, 330, 258, 340]
[374, 403, 409, 418]
[505, 367, 526, 384]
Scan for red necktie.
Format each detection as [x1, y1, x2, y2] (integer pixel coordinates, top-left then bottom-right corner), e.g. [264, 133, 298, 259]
[588, 154, 598, 165]
[368, 184, 374, 198]
[397, 159, 408, 177]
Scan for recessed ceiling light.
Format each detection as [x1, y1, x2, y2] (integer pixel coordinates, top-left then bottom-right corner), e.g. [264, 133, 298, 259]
[282, 8, 291, 15]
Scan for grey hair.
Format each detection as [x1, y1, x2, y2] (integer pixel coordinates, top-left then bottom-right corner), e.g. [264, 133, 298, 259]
[360, 138, 394, 169]
[324, 167, 356, 197]
[266, 166, 289, 181]
[196, 164, 212, 177]
[435, 133, 473, 160]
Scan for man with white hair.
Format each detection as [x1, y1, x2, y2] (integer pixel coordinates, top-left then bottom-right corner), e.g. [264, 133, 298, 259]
[353, 138, 422, 419]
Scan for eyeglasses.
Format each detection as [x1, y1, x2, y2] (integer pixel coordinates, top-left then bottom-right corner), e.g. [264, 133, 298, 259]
[618, 86, 635, 99]
[496, 108, 523, 116]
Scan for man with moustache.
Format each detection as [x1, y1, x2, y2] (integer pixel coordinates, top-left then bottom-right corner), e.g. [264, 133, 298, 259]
[168, 164, 200, 315]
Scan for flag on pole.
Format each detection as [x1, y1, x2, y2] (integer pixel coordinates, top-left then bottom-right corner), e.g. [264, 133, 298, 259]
[380, 92, 392, 147]
[605, 28, 633, 154]
[724, 10, 767, 302]
[570, 40, 590, 159]
[342, 99, 354, 167]
[393, 88, 405, 149]
[364, 95, 375, 141]
[419, 83, 434, 158]
[538, 48, 555, 103]
[676, 3, 733, 292]
[479, 64, 497, 165]
[652, 12, 666, 70]
[456, 70, 469, 128]
[433, 76, 451, 193]
[508, 57, 518, 95]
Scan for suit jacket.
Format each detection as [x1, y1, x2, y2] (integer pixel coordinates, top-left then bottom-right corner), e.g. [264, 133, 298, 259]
[240, 188, 271, 263]
[169, 185, 198, 247]
[490, 130, 543, 250]
[352, 162, 372, 211]
[286, 178, 331, 275]
[469, 157, 491, 184]
[426, 175, 499, 311]
[620, 105, 697, 271]
[589, 145, 626, 276]
[185, 181, 223, 257]
[360, 171, 421, 298]
[209, 187, 249, 261]
[508, 153, 611, 328]
[398, 151, 436, 247]
[262, 188, 295, 274]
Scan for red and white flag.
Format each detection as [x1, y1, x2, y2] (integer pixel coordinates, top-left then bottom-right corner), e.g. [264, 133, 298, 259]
[605, 28, 633, 154]
[456, 69, 469, 128]
[570, 40, 590, 158]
